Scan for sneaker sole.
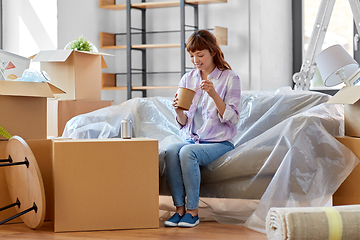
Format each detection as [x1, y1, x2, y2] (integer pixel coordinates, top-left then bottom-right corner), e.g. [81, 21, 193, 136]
[164, 221, 178, 227]
[178, 219, 199, 228]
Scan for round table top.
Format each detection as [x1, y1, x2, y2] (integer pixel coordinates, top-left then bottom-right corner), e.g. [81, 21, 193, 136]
[4, 136, 45, 229]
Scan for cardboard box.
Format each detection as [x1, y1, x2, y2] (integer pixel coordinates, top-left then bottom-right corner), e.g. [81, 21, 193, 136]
[327, 86, 360, 137]
[32, 50, 109, 100]
[47, 99, 113, 137]
[0, 81, 64, 140]
[52, 138, 159, 232]
[0, 139, 53, 223]
[0, 49, 30, 80]
[333, 136, 360, 206]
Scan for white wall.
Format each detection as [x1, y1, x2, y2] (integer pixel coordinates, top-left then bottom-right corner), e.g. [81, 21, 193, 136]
[249, 0, 293, 90]
[3, 0, 293, 105]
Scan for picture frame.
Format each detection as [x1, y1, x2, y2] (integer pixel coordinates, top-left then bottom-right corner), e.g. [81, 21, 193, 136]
[0, 49, 30, 80]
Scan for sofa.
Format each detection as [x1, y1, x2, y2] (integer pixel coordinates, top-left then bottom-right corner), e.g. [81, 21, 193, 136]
[62, 87, 359, 232]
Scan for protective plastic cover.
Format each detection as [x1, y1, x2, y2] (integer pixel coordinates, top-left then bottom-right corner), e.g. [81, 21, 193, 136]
[63, 87, 359, 233]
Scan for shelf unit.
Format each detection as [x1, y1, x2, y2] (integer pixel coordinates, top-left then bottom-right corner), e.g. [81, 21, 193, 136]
[99, 0, 227, 99]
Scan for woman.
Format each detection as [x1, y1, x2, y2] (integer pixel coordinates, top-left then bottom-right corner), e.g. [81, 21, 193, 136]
[164, 29, 241, 228]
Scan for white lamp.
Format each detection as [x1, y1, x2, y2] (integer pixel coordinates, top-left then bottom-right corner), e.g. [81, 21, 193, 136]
[316, 44, 360, 87]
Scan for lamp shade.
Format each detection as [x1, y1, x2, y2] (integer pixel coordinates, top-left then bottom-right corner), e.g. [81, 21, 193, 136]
[316, 44, 359, 87]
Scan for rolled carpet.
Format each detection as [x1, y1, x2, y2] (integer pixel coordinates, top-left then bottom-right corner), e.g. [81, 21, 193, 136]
[266, 205, 360, 240]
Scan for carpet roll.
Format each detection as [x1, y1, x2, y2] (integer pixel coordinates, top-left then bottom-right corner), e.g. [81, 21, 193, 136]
[266, 205, 360, 240]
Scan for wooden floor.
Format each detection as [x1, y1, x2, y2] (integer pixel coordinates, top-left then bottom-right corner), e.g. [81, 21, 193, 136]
[0, 220, 267, 240]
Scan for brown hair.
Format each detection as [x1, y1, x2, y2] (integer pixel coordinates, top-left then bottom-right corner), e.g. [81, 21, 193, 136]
[186, 29, 231, 71]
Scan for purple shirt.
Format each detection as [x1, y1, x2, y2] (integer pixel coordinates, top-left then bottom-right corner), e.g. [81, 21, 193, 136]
[178, 67, 241, 143]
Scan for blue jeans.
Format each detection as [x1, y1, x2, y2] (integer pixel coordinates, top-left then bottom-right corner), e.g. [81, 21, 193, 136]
[164, 140, 234, 210]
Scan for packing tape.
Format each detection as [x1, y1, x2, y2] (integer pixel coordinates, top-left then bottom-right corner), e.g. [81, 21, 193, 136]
[320, 207, 343, 240]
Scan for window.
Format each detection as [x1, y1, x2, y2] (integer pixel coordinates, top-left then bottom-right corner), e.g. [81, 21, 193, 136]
[0, 0, 2, 49]
[2, 0, 57, 69]
[305, 0, 354, 89]
[293, 0, 358, 92]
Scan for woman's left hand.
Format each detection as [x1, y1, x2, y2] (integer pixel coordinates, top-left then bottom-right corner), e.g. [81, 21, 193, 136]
[200, 79, 216, 97]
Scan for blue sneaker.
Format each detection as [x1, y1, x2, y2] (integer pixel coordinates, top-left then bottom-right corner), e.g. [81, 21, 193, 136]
[164, 213, 183, 227]
[178, 213, 199, 227]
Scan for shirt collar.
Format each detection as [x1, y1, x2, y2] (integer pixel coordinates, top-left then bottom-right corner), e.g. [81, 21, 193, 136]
[194, 67, 221, 80]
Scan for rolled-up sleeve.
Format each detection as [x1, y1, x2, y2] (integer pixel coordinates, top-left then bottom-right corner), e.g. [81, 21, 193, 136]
[218, 75, 241, 126]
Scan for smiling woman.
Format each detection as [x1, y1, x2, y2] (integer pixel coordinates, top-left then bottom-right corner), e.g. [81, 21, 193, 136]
[2, 0, 57, 69]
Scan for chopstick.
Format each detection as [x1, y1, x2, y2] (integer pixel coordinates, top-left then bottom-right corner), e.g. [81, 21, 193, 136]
[193, 84, 201, 91]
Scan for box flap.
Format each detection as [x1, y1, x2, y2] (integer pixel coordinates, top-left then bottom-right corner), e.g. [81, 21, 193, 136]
[48, 82, 66, 95]
[327, 86, 360, 104]
[32, 50, 73, 62]
[0, 49, 30, 61]
[0, 81, 65, 98]
[32, 50, 112, 67]
[101, 56, 108, 69]
[77, 51, 113, 57]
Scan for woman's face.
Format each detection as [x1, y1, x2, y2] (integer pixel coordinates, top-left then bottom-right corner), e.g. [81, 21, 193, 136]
[189, 49, 215, 73]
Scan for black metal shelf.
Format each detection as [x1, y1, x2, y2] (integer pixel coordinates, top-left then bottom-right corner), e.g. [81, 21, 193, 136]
[100, 0, 226, 99]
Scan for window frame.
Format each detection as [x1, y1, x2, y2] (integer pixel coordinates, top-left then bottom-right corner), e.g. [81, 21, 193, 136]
[292, 0, 303, 86]
[0, 0, 2, 49]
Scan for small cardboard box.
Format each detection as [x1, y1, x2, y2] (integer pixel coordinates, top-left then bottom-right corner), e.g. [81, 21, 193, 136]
[333, 136, 360, 206]
[327, 86, 360, 137]
[47, 99, 113, 137]
[0, 49, 30, 80]
[32, 50, 109, 101]
[0, 81, 64, 140]
[0, 139, 53, 223]
[52, 138, 159, 232]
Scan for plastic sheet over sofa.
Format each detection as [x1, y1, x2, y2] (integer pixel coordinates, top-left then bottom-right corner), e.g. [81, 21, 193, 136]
[63, 87, 359, 233]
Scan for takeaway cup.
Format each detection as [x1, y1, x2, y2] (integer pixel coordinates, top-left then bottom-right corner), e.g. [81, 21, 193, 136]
[176, 87, 196, 110]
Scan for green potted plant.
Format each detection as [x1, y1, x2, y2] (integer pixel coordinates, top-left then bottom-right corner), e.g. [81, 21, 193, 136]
[65, 35, 98, 52]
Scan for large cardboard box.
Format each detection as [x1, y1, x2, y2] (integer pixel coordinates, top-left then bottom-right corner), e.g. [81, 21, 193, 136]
[0, 81, 64, 140]
[0, 49, 30, 80]
[328, 86, 360, 137]
[52, 138, 159, 232]
[47, 99, 113, 137]
[32, 50, 109, 100]
[0, 139, 53, 223]
[333, 136, 360, 206]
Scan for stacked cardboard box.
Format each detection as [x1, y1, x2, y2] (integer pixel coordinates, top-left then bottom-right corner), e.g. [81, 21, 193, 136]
[0, 50, 160, 232]
[32, 50, 109, 101]
[31, 49, 113, 136]
[51, 138, 159, 232]
[0, 138, 160, 232]
[330, 86, 360, 205]
[0, 79, 63, 223]
[47, 99, 112, 137]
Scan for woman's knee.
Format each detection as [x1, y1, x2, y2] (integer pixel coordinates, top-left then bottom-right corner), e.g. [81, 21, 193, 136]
[164, 143, 185, 162]
[179, 145, 197, 162]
